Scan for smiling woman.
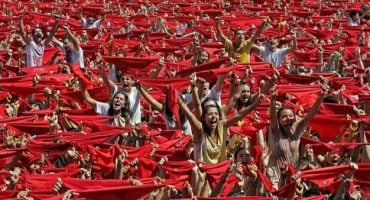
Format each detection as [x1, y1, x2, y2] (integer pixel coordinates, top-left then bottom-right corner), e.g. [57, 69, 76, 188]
[179, 91, 264, 164]
[81, 88, 132, 127]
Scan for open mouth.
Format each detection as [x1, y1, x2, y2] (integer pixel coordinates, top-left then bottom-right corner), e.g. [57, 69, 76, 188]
[241, 96, 249, 102]
[332, 156, 339, 163]
[210, 118, 218, 126]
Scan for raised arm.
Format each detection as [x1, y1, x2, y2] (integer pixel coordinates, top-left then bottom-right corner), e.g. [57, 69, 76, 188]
[295, 92, 324, 138]
[285, 32, 297, 54]
[52, 36, 63, 47]
[269, 92, 278, 131]
[136, 81, 163, 111]
[18, 15, 32, 44]
[212, 73, 228, 94]
[81, 87, 97, 107]
[96, 55, 117, 95]
[222, 74, 243, 115]
[190, 75, 202, 118]
[44, 17, 60, 45]
[249, 19, 268, 44]
[225, 92, 264, 127]
[62, 25, 81, 51]
[179, 96, 202, 140]
[215, 19, 233, 54]
[79, 12, 85, 25]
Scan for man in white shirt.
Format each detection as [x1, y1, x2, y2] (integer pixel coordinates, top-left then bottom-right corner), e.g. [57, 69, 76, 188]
[80, 13, 105, 29]
[19, 15, 60, 67]
[255, 33, 297, 68]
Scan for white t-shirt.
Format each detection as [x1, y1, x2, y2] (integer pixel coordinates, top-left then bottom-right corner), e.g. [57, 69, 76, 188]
[95, 101, 121, 126]
[348, 18, 359, 26]
[82, 19, 102, 29]
[60, 45, 85, 68]
[114, 86, 141, 124]
[26, 41, 45, 67]
[257, 46, 289, 68]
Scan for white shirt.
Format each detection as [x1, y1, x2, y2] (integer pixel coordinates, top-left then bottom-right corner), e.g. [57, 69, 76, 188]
[257, 46, 289, 68]
[60, 45, 85, 68]
[26, 41, 45, 67]
[95, 101, 121, 126]
[82, 18, 102, 29]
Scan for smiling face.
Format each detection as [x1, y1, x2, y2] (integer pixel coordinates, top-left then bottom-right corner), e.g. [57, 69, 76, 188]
[239, 84, 251, 104]
[198, 50, 209, 64]
[202, 82, 210, 97]
[121, 76, 133, 93]
[235, 29, 245, 44]
[111, 92, 127, 112]
[32, 27, 44, 42]
[278, 108, 295, 133]
[203, 106, 220, 131]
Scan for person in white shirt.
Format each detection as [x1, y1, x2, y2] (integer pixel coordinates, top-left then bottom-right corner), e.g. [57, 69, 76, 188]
[348, 11, 360, 26]
[82, 89, 132, 127]
[52, 25, 84, 68]
[255, 33, 297, 68]
[80, 13, 105, 29]
[97, 60, 142, 125]
[18, 15, 60, 67]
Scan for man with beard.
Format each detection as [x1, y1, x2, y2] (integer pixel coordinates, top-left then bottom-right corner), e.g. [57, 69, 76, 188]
[52, 25, 84, 68]
[267, 91, 324, 189]
[19, 15, 60, 67]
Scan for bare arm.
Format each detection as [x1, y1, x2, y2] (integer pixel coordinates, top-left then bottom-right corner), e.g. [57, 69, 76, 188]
[295, 92, 324, 138]
[213, 73, 228, 94]
[226, 93, 264, 127]
[192, 83, 202, 118]
[222, 77, 242, 115]
[97, 56, 116, 95]
[52, 36, 63, 47]
[82, 87, 97, 107]
[215, 19, 233, 54]
[269, 92, 278, 131]
[285, 33, 297, 54]
[18, 15, 32, 44]
[44, 18, 60, 45]
[136, 82, 163, 111]
[249, 19, 267, 44]
[355, 47, 364, 69]
[79, 12, 85, 25]
[179, 96, 202, 140]
[63, 25, 80, 51]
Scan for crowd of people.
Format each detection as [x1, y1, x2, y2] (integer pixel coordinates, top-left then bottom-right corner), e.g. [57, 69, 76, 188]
[0, 0, 369, 199]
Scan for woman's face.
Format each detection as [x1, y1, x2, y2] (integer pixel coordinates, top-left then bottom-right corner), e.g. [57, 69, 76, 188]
[204, 106, 219, 130]
[240, 84, 251, 104]
[112, 93, 126, 111]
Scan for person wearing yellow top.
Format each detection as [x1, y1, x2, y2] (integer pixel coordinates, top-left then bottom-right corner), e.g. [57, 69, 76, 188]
[179, 93, 264, 164]
[215, 18, 268, 64]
